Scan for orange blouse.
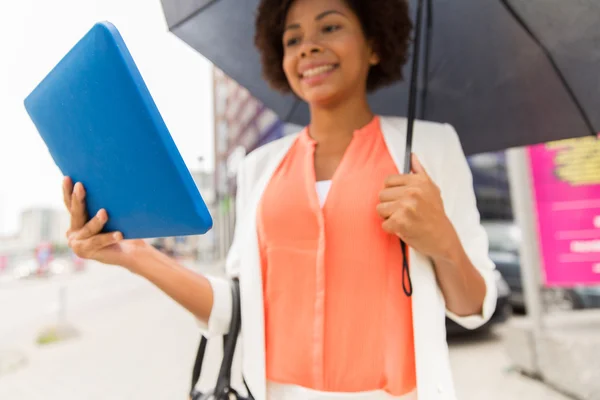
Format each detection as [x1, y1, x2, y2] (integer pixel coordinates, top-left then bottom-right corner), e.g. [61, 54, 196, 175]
[257, 117, 416, 396]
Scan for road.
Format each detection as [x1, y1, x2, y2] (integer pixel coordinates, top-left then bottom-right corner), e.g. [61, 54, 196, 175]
[0, 261, 147, 346]
[0, 262, 571, 399]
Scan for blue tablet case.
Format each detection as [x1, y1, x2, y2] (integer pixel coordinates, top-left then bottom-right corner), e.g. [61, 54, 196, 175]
[24, 22, 213, 239]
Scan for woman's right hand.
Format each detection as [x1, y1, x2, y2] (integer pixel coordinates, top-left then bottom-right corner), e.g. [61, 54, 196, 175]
[62, 178, 216, 323]
[63, 177, 148, 267]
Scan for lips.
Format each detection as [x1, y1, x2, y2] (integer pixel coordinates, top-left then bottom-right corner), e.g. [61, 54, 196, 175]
[300, 64, 339, 79]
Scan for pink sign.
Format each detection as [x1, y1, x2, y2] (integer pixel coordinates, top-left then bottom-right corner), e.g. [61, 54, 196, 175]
[528, 136, 600, 286]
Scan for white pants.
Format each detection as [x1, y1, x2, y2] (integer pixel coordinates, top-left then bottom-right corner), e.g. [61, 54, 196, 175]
[267, 382, 418, 400]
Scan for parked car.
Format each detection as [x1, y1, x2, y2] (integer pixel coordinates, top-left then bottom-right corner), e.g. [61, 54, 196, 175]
[445, 269, 512, 335]
[482, 220, 600, 312]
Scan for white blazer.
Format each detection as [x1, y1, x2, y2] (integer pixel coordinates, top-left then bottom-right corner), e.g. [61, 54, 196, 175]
[200, 116, 498, 400]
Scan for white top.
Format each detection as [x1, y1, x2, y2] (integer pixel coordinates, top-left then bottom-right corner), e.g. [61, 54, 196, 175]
[315, 180, 332, 207]
[264, 180, 415, 399]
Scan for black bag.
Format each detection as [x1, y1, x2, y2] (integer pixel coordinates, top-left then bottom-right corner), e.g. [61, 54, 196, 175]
[190, 278, 253, 400]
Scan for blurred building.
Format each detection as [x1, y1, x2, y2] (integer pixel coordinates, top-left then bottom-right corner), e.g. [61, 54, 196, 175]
[0, 233, 21, 256]
[189, 169, 218, 261]
[18, 208, 70, 248]
[192, 169, 216, 206]
[212, 67, 301, 257]
[0, 207, 69, 259]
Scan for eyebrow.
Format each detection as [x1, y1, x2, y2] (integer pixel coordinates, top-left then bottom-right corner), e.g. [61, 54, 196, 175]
[284, 10, 346, 32]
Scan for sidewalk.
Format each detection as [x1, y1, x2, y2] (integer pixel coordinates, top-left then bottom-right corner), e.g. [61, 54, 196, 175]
[0, 273, 199, 399]
[504, 311, 600, 400]
[0, 260, 225, 400]
[0, 260, 572, 400]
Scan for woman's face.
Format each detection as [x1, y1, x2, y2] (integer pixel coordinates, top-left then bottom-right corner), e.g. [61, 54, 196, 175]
[282, 0, 379, 107]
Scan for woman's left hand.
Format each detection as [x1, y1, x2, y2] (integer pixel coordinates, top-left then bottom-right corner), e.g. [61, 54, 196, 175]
[376, 154, 459, 261]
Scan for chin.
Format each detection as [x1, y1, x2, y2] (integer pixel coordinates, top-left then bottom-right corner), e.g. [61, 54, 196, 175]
[302, 88, 346, 109]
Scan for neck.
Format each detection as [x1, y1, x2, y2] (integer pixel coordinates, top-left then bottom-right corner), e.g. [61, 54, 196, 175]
[307, 94, 375, 145]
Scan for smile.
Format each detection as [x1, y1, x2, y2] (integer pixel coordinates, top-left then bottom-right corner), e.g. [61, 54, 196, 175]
[301, 64, 339, 79]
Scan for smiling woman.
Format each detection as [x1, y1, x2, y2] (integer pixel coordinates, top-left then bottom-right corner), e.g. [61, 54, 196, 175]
[61, 0, 497, 399]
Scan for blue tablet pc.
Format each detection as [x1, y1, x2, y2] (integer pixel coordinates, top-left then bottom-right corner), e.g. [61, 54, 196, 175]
[24, 22, 213, 239]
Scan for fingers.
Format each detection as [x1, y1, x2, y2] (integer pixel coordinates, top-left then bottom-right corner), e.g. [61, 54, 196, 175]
[77, 209, 108, 240]
[385, 155, 428, 188]
[376, 198, 418, 220]
[380, 209, 412, 238]
[410, 154, 429, 176]
[379, 186, 418, 203]
[376, 201, 397, 219]
[69, 231, 123, 258]
[384, 173, 424, 188]
[62, 177, 74, 211]
[70, 182, 88, 232]
[67, 208, 122, 259]
[384, 174, 411, 188]
[381, 217, 397, 235]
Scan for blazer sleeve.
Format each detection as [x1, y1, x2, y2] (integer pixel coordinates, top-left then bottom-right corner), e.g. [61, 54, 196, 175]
[441, 124, 498, 330]
[197, 158, 247, 337]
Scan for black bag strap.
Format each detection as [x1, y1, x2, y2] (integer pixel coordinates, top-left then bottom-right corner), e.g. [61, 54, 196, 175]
[215, 278, 242, 395]
[190, 278, 243, 397]
[190, 335, 208, 393]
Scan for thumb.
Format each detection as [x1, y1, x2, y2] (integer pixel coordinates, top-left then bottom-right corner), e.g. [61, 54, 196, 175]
[410, 154, 428, 175]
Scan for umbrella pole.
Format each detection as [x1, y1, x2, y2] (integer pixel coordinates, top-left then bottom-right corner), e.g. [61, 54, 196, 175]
[418, 0, 433, 121]
[506, 147, 545, 378]
[397, 0, 426, 298]
[404, 0, 425, 175]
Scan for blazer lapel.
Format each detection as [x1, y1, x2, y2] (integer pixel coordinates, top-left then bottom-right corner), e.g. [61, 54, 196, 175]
[238, 134, 299, 400]
[380, 116, 442, 400]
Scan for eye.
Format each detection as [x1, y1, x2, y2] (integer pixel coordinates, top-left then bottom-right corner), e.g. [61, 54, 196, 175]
[322, 24, 341, 33]
[285, 37, 300, 47]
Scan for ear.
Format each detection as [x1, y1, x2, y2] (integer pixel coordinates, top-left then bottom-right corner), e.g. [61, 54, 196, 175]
[369, 52, 380, 66]
[368, 41, 380, 66]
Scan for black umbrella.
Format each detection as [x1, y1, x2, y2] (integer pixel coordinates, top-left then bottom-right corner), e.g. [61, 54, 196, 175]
[160, 0, 599, 157]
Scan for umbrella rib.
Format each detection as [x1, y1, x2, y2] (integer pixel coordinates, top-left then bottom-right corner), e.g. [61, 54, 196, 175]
[500, 0, 596, 137]
[168, 0, 222, 32]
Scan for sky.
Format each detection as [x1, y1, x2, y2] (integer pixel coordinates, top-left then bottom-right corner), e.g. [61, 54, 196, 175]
[0, 0, 214, 235]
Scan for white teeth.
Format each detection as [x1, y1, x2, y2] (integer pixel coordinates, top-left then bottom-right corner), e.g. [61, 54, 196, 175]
[302, 65, 335, 78]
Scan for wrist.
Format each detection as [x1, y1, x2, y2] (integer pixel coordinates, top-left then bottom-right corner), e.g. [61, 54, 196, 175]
[431, 222, 462, 266]
[121, 243, 161, 274]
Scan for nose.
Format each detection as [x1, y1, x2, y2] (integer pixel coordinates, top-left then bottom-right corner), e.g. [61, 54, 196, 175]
[300, 43, 322, 58]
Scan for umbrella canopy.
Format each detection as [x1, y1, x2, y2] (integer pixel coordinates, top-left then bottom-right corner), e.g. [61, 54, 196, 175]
[160, 0, 599, 155]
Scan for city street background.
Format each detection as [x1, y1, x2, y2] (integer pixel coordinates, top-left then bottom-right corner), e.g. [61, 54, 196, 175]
[1, 1, 599, 399]
[0, 261, 571, 400]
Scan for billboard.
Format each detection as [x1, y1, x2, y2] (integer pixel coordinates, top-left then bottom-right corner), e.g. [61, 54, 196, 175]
[528, 135, 600, 286]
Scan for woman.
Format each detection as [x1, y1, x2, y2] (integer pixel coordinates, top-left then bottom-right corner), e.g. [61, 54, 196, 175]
[63, 0, 497, 399]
